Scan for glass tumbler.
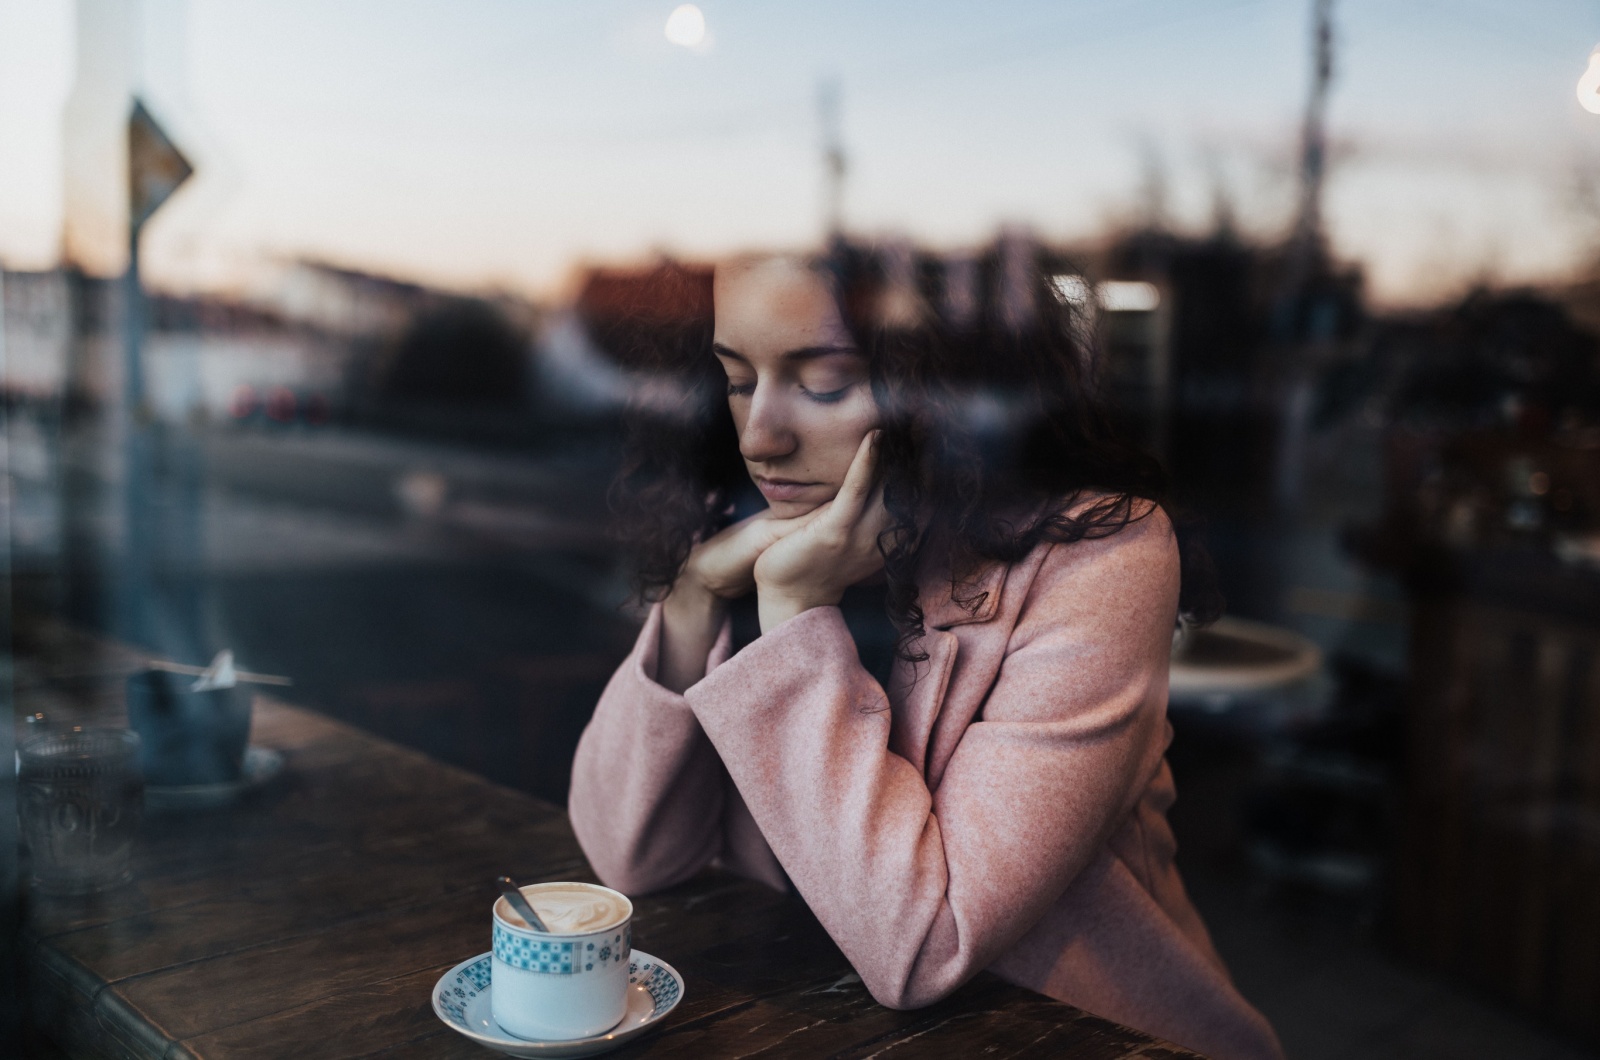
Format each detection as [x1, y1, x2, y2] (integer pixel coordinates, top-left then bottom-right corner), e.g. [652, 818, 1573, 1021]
[18, 729, 144, 895]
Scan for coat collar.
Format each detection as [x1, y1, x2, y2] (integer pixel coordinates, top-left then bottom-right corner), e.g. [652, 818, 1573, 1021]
[916, 555, 1005, 629]
[912, 502, 1049, 629]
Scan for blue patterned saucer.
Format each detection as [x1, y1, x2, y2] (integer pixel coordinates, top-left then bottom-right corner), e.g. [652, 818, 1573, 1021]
[431, 950, 683, 1058]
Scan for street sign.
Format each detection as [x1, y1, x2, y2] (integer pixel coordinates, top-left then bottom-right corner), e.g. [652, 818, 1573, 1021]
[128, 99, 192, 230]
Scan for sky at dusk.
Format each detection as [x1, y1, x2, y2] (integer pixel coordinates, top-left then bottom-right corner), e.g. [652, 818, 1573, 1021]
[2, 0, 1599, 306]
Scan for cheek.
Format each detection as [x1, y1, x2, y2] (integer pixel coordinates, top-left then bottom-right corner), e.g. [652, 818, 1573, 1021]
[805, 396, 879, 478]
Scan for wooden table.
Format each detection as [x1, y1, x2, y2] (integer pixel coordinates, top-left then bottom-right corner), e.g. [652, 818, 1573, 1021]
[21, 692, 1202, 1059]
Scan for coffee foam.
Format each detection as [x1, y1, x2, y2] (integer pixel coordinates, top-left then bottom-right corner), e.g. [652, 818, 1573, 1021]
[500, 882, 630, 935]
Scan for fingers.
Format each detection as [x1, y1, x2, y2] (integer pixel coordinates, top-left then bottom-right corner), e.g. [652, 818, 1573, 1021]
[728, 503, 825, 556]
[863, 482, 892, 535]
[825, 430, 881, 528]
[751, 513, 806, 551]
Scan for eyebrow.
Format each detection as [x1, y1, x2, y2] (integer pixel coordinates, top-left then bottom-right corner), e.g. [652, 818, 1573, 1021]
[712, 342, 860, 364]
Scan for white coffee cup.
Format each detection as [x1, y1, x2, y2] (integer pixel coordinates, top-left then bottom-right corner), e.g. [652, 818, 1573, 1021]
[490, 881, 634, 1041]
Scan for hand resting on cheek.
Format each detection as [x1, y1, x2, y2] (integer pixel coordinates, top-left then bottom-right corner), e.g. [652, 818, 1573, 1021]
[753, 430, 891, 632]
[657, 430, 888, 691]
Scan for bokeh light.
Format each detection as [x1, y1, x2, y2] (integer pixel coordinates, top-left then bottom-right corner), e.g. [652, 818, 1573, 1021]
[665, 5, 706, 48]
[1578, 46, 1600, 113]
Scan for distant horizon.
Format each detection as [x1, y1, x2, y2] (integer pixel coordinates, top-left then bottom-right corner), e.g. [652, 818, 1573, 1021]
[3, 0, 1599, 309]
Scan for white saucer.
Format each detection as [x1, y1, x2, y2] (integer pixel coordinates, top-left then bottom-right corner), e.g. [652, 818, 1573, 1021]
[144, 747, 284, 811]
[432, 950, 683, 1058]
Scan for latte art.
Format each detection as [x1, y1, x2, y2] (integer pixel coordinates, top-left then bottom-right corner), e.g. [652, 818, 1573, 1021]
[501, 882, 630, 935]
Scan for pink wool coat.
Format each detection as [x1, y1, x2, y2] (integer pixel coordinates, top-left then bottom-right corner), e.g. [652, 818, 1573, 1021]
[569, 509, 1284, 1060]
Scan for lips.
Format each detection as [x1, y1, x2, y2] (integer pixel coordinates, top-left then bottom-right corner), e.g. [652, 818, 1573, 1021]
[754, 477, 817, 502]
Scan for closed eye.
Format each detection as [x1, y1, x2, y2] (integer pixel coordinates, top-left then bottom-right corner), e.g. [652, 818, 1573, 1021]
[726, 382, 755, 398]
[802, 384, 852, 404]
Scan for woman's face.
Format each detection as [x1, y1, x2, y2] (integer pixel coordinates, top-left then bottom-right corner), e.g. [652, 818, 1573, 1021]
[712, 257, 880, 519]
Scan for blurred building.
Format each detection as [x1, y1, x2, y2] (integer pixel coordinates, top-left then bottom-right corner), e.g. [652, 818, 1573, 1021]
[1087, 227, 1365, 517]
[1, 269, 77, 401]
[531, 260, 713, 420]
[263, 261, 542, 436]
[2, 265, 338, 426]
[1, 260, 543, 432]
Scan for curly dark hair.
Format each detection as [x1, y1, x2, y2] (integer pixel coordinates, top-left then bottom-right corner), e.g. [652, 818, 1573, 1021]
[607, 238, 1220, 660]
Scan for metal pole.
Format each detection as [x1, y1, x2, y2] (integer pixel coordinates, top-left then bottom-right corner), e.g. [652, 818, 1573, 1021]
[120, 220, 151, 645]
[1290, 0, 1335, 278]
[1272, 0, 1339, 518]
[125, 223, 144, 416]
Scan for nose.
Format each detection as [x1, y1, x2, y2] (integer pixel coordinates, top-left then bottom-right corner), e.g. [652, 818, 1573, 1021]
[738, 383, 797, 464]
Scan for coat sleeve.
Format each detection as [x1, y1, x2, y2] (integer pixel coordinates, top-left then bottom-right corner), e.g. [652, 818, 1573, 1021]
[683, 512, 1180, 1009]
[568, 602, 730, 895]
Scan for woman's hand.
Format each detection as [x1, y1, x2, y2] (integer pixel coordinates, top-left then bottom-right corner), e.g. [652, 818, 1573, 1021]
[754, 431, 891, 632]
[683, 507, 822, 602]
[658, 506, 820, 693]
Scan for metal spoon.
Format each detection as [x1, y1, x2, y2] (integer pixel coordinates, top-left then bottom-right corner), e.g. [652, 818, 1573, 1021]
[495, 875, 550, 932]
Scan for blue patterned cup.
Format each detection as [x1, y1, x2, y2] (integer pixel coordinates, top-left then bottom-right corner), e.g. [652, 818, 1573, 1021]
[491, 882, 633, 1040]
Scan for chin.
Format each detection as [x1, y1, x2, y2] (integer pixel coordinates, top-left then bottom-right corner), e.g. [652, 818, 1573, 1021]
[766, 495, 829, 519]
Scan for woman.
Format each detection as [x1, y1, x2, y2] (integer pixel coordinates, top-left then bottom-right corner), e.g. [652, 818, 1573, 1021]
[569, 244, 1283, 1060]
